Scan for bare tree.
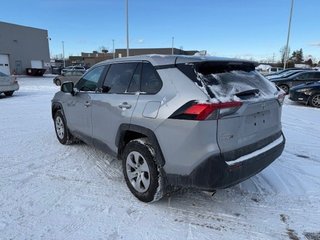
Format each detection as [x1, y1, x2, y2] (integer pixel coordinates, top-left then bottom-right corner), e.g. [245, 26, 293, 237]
[280, 46, 290, 64]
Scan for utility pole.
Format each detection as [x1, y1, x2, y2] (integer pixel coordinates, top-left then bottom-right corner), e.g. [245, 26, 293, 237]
[62, 41, 65, 68]
[171, 37, 174, 55]
[112, 39, 115, 59]
[272, 53, 275, 63]
[284, 0, 294, 69]
[126, 0, 129, 57]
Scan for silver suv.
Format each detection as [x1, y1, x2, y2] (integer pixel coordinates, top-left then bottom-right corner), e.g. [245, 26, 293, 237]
[51, 55, 285, 202]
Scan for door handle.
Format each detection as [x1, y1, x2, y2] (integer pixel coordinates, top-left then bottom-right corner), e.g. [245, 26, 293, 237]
[84, 101, 91, 107]
[118, 102, 132, 109]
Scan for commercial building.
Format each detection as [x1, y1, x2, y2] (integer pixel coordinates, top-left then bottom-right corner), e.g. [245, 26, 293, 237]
[115, 48, 198, 58]
[0, 21, 50, 75]
[68, 48, 199, 68]
[69, 50, 113, 68]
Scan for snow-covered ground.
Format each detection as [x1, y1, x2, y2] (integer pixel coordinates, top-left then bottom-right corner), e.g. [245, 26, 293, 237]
[0, 76, 319, 240]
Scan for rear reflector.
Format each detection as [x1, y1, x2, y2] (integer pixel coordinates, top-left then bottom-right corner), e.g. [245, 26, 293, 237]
[169, 101, 242, 120]
[277, 92, 286, 105]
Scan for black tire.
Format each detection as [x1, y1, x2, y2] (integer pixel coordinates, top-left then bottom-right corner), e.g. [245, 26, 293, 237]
[55, 79, 61, 86]
[309, 93, 320, 108]
[53, 110, 74, 145]
[4, 91, 14, 96]
[279, 84, 289, 94]
[122, 138, 164, 202]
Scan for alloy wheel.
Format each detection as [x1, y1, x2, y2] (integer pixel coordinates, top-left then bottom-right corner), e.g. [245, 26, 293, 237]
[311, 94, 320, 107]
[126, 151, 151, 193]
[279, 85, 289, 94]
[55, 116, 65, 139]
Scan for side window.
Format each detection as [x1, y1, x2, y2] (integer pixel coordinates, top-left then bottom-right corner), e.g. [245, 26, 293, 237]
[76, 65, 105, 91]
[64, 71, 72, 76]
[102, 63, 138, 94]
[313, 72, 320, 79]
[127, 63, 142, 93]
[73, 71, 84, 76]
[297, 73, 310, 80]
[141, 62, 162, 94]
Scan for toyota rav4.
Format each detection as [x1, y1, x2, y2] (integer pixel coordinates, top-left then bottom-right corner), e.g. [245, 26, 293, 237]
[51, 55, 285, 202]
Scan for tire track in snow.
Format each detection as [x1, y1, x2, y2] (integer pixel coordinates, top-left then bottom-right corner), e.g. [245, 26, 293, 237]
[81, 145, 123, 182]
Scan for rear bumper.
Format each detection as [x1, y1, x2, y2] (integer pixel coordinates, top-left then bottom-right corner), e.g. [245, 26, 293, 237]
[166, 133, 285, 191]
[0, 83, 19, 93]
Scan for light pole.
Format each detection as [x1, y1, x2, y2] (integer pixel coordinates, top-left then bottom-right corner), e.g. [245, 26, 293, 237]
[62, 41, 65, 68]
[112, 39, 115, 59]
[171, 37, 174, 55]
[125, 0, 129, 57]
[47, 36, 52, 60]
[284, 0, 294, 69]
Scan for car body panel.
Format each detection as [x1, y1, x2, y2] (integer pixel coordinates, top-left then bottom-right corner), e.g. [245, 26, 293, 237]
[62, 92, 93, 144]
[216, 99, 282, 154]
[91, 93, 139, 152]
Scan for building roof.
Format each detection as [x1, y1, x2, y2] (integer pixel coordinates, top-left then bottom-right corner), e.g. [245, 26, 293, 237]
[0, 21, 48, 32]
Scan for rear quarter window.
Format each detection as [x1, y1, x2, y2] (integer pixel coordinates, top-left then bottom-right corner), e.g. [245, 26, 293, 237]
[141, 62, 162, 94]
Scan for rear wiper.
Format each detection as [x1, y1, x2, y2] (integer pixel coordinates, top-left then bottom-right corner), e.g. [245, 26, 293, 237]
[235, 89, 260, 99]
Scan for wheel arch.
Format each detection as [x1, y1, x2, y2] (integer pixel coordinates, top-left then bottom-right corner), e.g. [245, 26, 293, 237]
[55, 78, 61, 85]
[51, 102, 64, 120]
[116, 124, 166, 167]
[278, 83, 290, 93]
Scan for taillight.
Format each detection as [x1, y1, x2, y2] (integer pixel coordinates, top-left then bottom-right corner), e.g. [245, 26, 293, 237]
[277, 92, 286, 105]
[169, 101, 242, 120]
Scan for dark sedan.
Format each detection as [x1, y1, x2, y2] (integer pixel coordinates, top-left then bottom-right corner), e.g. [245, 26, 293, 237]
[270, 71, 320, 94]
[289, 81, 320, 108]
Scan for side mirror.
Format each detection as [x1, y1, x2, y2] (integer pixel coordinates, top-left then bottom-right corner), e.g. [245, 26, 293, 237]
[61, 81, 75, 95]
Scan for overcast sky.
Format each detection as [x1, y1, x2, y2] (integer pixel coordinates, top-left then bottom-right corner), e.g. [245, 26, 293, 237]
[1, 0, 319, 61]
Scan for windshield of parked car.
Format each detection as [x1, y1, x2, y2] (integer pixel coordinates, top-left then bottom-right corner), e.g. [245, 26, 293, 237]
[280, 70, 302, 78]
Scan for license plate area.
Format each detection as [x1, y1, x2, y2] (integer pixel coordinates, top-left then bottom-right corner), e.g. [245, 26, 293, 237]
[245, 110, 272, 133]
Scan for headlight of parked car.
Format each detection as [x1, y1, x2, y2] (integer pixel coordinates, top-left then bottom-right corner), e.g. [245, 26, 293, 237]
[296, 88, 312, 95]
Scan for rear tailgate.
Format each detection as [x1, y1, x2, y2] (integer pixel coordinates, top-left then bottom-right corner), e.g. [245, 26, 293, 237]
[177, 60, 284, 161]
[217, 98, 282, 162]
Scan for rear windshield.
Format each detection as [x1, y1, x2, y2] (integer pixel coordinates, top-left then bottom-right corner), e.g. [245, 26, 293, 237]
[177, 61, 278, 101]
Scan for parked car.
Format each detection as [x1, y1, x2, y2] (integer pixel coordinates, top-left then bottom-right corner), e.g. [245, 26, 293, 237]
[270, 71, 320, 94]
[61, 66, 86, 74]
[53, 70, 85, 86]
[265, 68, 308, 79]
[267, 70, 301, 80]
[289, 81, 320, 108]
[0, 71, 19, 97]
[51, 55, 285, 202]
